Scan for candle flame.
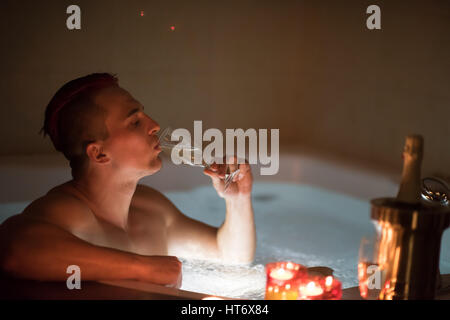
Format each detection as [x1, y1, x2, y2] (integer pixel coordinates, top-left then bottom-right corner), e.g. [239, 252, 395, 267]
[307, 281, 316, 290]
[325, 276, 333, 287]
[299, 281, 324, 298]
[270, 268, 294, 280]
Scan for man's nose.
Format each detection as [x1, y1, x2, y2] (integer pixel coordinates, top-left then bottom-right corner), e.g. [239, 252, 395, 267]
[147, 118, 160, 136]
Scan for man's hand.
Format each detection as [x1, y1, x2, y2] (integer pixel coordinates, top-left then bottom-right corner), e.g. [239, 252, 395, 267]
[203, 156, 253, 199]
[140, 256, 182, 288]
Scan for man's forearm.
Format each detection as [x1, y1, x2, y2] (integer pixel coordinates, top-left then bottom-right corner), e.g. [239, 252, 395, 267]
[217, 195, 256, 264]
[0, 217, 145, 282]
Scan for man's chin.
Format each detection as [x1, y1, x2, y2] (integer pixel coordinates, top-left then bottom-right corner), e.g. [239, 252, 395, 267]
[146, 155, 163, 175]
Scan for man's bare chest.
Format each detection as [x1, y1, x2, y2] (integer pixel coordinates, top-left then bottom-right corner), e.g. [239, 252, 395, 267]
[73, 207, 168, 256]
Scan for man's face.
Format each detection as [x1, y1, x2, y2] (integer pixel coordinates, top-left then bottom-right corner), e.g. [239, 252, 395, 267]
[94, 86, 162, 177]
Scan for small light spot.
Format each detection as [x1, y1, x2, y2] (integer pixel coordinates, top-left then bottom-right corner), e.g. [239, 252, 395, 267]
[170, 25, 176, 31]
[140, 10, 145, 17]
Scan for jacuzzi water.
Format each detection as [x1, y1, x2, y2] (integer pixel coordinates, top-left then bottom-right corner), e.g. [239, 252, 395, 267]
[166, 183, 450, 299]
[1, 182, 450, 299]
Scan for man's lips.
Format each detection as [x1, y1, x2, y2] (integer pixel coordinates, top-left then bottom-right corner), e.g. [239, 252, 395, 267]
[153, 141, 161, 151]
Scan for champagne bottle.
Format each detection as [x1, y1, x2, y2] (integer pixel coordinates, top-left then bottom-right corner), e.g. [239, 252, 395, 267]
[396, 134, 424, 204]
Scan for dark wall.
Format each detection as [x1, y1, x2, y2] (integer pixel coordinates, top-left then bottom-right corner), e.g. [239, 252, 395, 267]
[0, 0, 449, 176]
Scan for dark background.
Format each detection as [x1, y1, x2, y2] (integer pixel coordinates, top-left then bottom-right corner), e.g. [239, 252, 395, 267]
[1, 0, 449, 176]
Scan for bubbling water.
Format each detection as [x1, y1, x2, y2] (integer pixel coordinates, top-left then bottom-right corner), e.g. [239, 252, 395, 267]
[180, 258, 266, 299]
[179, 246, 362, 299]
[165, 183, 450, 299]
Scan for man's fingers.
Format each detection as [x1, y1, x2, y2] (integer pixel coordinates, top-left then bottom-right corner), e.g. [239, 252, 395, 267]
[214, 164, 226, 178]
[227, 156, 238, 174]
[237, 163, 251, 180]
[207, 156, 251, 183]
[204, 168, 225, 181]
[209, 163, 219, 172]
[204, 168, 218, 178]
[238, 163, 250, 173]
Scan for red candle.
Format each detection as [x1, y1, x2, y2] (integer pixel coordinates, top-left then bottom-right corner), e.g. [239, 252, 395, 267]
[323, 275, 342, 300]
[298, 274, 342, 300]
[265, 262, 307, 300]
[299, 280, 324, 300]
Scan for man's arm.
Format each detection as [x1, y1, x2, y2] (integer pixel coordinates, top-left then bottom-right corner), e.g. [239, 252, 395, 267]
[150, 160, 256, 264]
[0, 214, 182, 286]
[217, 194, 256, 264]
[205, 160, 256, 264]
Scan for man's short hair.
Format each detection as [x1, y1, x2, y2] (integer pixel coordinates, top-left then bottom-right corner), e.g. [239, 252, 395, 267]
[41, 73, 119, 178]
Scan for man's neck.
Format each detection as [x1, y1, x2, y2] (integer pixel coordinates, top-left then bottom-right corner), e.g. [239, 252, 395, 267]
[70, 170, 139, 231]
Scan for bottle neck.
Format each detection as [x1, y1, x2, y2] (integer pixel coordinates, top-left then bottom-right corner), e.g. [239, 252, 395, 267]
[396, 135, 423, 204]
[397, 158, 421, 203]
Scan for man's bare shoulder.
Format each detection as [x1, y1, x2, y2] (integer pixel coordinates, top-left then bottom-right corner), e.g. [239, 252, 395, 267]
[132, 184, 181, 225]
[21, 184, 95, 231]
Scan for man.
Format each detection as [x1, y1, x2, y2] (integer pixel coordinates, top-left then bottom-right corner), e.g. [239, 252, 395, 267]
[0, 73, 256, 288]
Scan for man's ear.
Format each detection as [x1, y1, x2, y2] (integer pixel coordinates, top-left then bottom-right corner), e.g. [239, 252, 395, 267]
[86, 142, 110, 164]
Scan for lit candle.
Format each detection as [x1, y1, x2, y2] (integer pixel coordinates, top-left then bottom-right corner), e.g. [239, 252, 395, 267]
[265, 261, 307, 300]
[325, 276, 342, 300]
[269, 268, 294, 281]
[299, 281, 324, 300]
[302, 268, 342, 300]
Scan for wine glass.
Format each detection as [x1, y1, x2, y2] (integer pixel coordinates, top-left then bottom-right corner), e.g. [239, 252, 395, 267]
[156, 127, 240, 191]
[358, 235, 384, 300]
